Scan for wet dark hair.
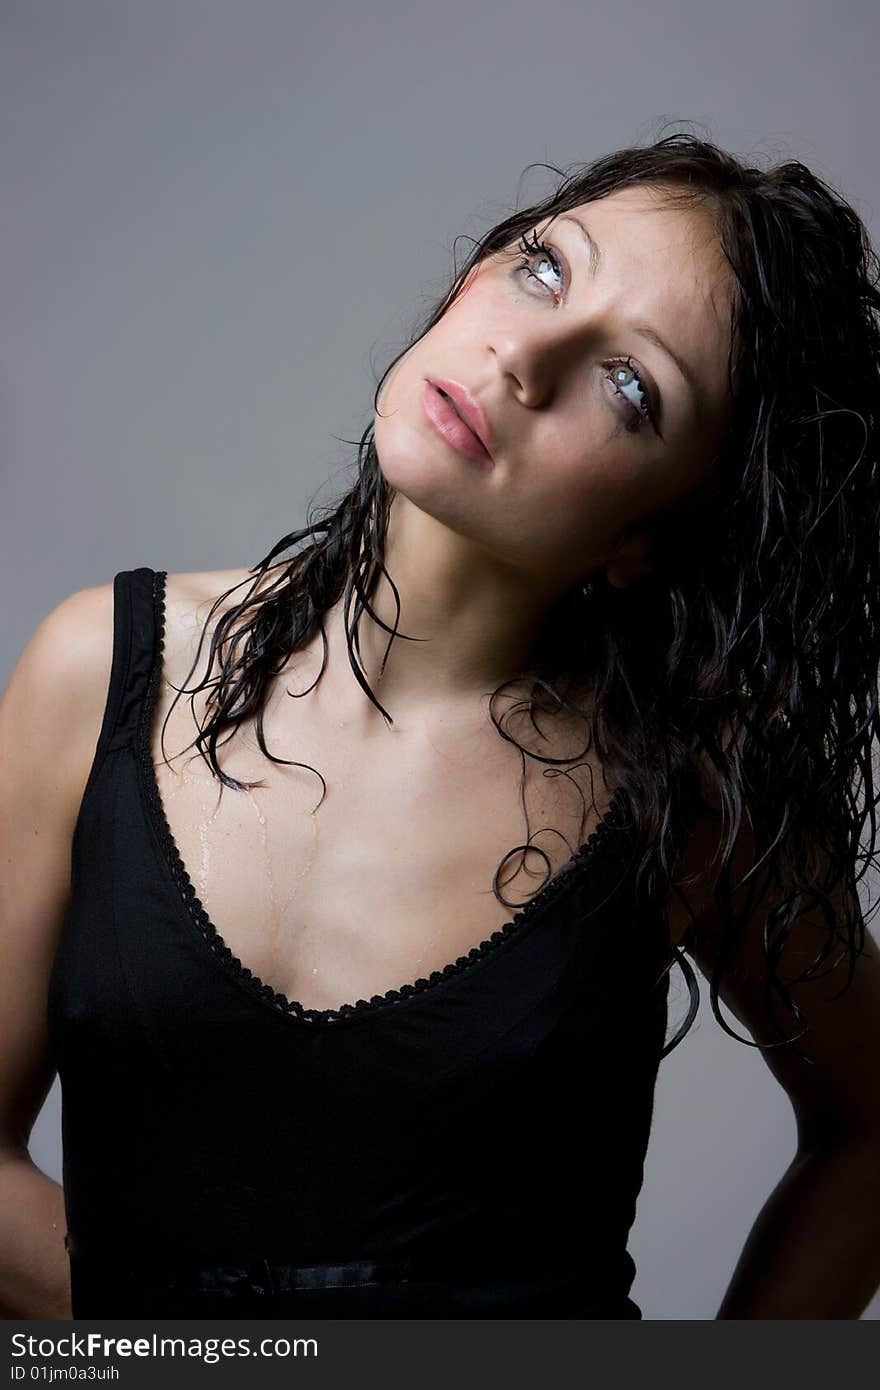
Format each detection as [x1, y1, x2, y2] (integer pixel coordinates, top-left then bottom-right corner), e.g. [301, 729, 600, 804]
[161, 126, 880, 1058]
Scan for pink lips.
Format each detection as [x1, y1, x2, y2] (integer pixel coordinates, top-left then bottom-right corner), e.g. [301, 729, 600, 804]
[422, 382, 494, 468]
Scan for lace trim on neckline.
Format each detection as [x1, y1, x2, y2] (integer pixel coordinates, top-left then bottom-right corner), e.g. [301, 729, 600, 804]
[136, 568, 629, 1028]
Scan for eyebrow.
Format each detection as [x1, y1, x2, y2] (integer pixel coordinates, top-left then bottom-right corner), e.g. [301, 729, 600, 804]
[554, 212, 700, 404]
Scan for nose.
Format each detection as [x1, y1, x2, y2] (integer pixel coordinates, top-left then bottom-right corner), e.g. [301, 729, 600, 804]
[486, 314, 593, 410]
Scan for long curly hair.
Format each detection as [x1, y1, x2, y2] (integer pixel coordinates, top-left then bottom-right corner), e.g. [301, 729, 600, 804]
[159, 129, 880, 1059]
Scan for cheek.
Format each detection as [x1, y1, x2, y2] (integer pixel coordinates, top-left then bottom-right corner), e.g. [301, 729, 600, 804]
[516, 443, 646, 559]
[531, 423, 623, 511]
[441, 263, 502, 322]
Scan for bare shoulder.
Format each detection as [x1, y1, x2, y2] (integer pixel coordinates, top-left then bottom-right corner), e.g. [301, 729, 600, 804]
[0, 582, 120, 811]
[664, 792, 727, 953]
[0, 585, 122, 1161]
[660, 709, 751, 954]
[0, 583, 123, 830]
[2, 569, 257, 811]
[665, 730, 880, 1139]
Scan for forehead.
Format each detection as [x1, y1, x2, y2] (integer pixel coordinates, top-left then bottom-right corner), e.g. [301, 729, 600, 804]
[546, 185, 735, 424]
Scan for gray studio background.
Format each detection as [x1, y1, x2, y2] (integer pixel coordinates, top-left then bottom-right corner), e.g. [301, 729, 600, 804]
[3, 0, 879, 1320]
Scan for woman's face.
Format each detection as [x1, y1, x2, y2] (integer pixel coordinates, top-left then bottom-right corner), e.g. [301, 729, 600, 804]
[373, 184, 736, 593]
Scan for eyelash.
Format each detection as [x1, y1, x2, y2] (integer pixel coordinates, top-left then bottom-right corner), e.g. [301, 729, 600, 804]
[513, 229, 659, 435]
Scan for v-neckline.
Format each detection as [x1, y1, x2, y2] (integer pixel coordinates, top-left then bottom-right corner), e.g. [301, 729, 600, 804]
[136, 569, 629, 1029]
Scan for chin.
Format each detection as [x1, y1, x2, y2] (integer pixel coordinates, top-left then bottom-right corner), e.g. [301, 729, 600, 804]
[375, 445, 488, 541]
[375, 415, 457, 495]
[378, 451, 458, 515]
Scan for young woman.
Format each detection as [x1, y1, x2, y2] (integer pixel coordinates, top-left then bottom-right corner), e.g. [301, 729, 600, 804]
[3, 133, 880, 1320]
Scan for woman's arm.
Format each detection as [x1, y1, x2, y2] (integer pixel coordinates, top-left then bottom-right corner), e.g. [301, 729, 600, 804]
[0, 1149, 70, 1319]
[0, 584, 115, 1319]
[670, 800, 880, 1319]
[715, 1130, 880, 1318]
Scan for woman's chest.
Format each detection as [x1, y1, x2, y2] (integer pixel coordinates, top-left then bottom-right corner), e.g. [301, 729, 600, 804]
[148, 672, 613, 1015]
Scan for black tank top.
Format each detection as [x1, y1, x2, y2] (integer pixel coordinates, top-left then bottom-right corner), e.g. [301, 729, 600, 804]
[47, 567, 672, 1319]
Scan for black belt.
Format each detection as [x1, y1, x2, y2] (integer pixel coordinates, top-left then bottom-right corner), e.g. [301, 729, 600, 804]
[65, 1231, 642, 1319]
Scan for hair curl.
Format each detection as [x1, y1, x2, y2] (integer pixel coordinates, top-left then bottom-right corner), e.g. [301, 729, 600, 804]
[159, 126, 880, 1059]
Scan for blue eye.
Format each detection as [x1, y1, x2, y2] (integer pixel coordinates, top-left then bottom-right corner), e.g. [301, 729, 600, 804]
[605, 358, 655, 435]
[516, 229, 564, 294]
[513, 229, 660, 436]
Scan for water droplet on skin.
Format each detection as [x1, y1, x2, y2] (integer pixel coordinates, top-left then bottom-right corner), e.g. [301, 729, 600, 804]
[240, 785, 278, 951]
[196, 819, 211, 900]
